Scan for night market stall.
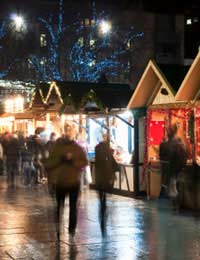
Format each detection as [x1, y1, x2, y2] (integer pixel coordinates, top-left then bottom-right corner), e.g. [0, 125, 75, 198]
[128, 59, 190, 198]
[29, 81, 135, 196]
[0, 80, 35, 135]
[175, 51, 200, 209]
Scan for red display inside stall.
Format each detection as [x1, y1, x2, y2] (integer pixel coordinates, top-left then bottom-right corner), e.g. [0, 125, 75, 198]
[195, 107, 200, 159]
[149, 120, 165, 145]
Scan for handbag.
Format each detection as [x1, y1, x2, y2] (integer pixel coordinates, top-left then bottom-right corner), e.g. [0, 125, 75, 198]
[111, 155, 120, 172]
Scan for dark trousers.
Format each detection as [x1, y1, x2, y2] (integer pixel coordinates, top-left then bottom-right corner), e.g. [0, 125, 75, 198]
[55, 186, 80, 232]
[6, 161, 18, 185]
[98, 190, 107, 234]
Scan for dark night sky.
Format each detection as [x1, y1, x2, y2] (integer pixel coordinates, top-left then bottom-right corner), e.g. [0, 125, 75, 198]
[1, 0, 200, 12]
[0, 0, 200, 20]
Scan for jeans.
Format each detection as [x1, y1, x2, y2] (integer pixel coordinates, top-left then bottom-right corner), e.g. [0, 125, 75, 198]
[98, 190, 107, 235]
[23, 162, 36, 185]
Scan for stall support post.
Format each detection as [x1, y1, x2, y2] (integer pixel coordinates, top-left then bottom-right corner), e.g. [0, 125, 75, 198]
[133, 116, 139, 196]
[132, 108, 146, 197]
[106, 113, 110, 138]
[86, 118, 90, 144]
[128, 124, 132, 153]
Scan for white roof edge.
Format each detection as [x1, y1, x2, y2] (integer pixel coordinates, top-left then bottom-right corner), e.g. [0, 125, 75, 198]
[176, 51, 200, 100]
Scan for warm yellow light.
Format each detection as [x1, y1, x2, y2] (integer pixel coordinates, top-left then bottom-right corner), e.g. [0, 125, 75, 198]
[0, 116, 14, 123]
[14, 96, 24, 112]
[4, 96, 24, 113]
[5, 99, 14, 113]
[99, 20, 112, 35]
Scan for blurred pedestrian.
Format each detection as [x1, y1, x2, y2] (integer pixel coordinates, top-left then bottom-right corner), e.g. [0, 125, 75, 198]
[95, 133, 118, 235]
[76, 133, 92, 190]
[5, 134, 20, 186]
[1, 132, 11, 175]
[29, 134, 45, 183]
[0, 139, 3, 175]
[159, 125, 187, 210]
[21, 139, 36, 186]
[46, 132, 57, 155]
[43, 134, 88, 237]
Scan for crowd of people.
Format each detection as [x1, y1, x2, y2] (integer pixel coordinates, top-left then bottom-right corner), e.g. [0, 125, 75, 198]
[0, 124, 189, 238]
[0, 130, 118, 237]
[0, 131, 50, 186]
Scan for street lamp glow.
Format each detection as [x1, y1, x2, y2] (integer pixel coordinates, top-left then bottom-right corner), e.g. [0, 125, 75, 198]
[11, 14, 24, 32]
[99, 20, 111, 35]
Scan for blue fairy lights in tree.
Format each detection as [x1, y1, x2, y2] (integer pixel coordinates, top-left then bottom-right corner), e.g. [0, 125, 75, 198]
[0, 20, 10, 78]
[29, 0, 143, 82]
[29, 0, 67, 81]
[69, 0, 143, 82]
[69, 14, 143, 82]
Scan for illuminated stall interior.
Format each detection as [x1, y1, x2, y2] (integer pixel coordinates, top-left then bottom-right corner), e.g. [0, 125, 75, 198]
[195, 107, 200, 161]
[147, 105, 193, 161]
[87, 110, 134, 162]
[0, 116, 15, 133]
[128, 59, 190, 195]
[0, 80, 34, 135]
[176, 51, 200, 162]
[30, 81, 133, 157]
[145, 61, 190, 161]
[128, 59, 182, 161]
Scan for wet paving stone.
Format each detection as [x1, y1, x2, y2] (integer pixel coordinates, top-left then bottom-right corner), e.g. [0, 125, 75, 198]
[1, 176, 200, 259]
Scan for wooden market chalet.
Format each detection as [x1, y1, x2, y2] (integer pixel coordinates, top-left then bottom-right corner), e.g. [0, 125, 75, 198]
[128, 51, 200, 204]
[1, 51, 200, 200]
[0, 81, 133, 136]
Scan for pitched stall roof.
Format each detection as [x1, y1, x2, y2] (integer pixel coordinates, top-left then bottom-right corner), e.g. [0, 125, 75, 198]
[176, 51, 200, 101]
[127, 60, 175, 109]
[37, 81, 132, 113]
[158, 64, 189, 93]
[44, 81, 63, 111]
[29, 87, 46, 110]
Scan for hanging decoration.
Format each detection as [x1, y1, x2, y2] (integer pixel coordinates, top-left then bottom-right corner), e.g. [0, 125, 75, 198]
[149, 121, 165, 145]
[59, 93, 77, 114]
[80, 89, 105, 112]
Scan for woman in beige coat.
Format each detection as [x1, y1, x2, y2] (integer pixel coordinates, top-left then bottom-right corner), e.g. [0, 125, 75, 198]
[44, 135, 88, 236]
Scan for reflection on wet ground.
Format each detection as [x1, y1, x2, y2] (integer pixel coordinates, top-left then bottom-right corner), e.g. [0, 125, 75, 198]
[1, 176, 200, 259]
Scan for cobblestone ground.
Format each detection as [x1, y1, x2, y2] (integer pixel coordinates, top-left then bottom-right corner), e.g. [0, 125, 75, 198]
[0, 176, 200, 260]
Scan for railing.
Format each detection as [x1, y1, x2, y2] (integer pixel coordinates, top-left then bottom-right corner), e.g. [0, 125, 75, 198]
[90, 161, 144, 197]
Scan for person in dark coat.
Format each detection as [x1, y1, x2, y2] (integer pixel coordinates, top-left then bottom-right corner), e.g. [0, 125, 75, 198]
[29, 134, 45, 183]
[45, 132, 57, 155]
[21, 139, 35, 186]
[95, 133, 118, 235]
[159, 125, 187, 209]
[5, 135, 20, 186]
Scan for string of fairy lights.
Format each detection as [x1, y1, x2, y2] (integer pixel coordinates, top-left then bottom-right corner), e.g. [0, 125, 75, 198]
[0, 80, 35, 113]
[29, 0, 143, 82]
